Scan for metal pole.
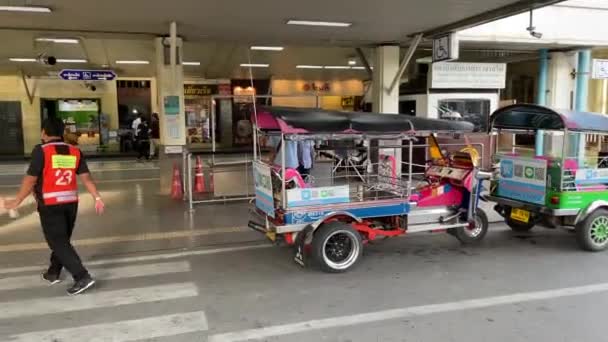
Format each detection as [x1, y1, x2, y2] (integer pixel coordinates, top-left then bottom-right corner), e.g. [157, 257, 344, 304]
[575, 49, 591, 112]
[535, 49, 549, 157]
[187, 153, 193, 211]
[408, 139, 413, 197]
[388, 33, 423, 93]
[281, 133, 287, 208]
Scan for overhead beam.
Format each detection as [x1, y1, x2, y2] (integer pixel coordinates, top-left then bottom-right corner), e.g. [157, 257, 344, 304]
[20, 69, 36, 105]
[355, 48, 373, 80]
[388, 33, 423, 93]
[416, 0, 565, 38]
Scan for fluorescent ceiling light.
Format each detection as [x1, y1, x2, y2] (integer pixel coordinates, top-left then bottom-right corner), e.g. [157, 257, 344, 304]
[296, 65, 323, 69]
[324, 66, 351, 69]
[351, 66, 366, 70]
[250, 46, 284, 51]
[36, 38, 79, 44]
[183, 61, 201, 66]
[240, 63, 269, 68]
[0, 6, 51, 13]
[9, 58, 36, 62]
[116, 60, 150, 64]
[348, 60, 357, 66]
[57, 59, 88, 63]
[287, 20, 351, 27]
[416, 56, 433, 64]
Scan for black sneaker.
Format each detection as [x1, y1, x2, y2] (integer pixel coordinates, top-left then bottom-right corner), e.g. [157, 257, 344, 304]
[42, 272, 61, 285]
[67, 276, 95, 296]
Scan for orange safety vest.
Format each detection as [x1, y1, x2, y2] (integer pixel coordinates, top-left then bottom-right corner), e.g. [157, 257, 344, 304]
[41, 142, 81, 206]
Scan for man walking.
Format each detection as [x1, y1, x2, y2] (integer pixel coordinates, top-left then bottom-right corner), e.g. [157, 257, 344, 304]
[2, 118, 105, 296]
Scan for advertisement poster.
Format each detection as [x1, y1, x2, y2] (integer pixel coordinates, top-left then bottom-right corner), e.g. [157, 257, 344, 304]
[164, 96, 180, 115]
[497, 156, 547, 205]
[253, 162, 274, 218]
[286, 185, 350, 207]
[575, 168, 608, 185]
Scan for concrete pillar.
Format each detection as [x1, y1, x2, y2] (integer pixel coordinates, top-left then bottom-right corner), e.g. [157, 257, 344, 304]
[372, 45, 402, 177]
[372, 45, 400, 113]
[546, 51, 576, 109]
[155, 22, 186, 195]
[535, 49, 549, 156]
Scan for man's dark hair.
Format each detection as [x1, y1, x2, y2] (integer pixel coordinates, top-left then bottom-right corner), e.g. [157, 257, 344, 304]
[42, 117, 65, 137]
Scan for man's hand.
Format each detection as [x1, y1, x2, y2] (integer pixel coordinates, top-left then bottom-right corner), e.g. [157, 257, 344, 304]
[95, 197, 105, 215]
[1, 198, 20, 210]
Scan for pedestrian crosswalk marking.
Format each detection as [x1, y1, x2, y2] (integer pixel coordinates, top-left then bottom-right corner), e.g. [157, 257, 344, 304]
[0, 282, 198, 320]
[7, 311, 208, 342]
[0, 261, 191, 291]
[0, 226, 250, 253]
[0, 243, 270, 275]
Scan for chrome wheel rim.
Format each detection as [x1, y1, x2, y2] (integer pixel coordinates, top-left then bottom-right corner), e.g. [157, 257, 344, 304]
[322, 230, 360, 270]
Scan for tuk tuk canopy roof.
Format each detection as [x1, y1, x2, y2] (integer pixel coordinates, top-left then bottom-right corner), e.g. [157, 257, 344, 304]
[253, 106, 474, 134]
[491, 104, 608, 132]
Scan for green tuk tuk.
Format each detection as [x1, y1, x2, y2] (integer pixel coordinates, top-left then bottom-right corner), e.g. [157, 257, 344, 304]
[486, 104, 608, 251]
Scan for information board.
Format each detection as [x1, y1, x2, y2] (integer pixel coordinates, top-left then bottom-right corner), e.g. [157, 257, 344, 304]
[497, 156, 547, 205]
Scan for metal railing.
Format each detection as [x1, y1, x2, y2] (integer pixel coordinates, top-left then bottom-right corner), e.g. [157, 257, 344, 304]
[186, 152, 255, 211]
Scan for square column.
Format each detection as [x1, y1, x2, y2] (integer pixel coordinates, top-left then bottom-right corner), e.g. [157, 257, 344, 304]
[155, 23, 186, 195]
[372, 45, 400, 114]
[372, 45, 402, 178]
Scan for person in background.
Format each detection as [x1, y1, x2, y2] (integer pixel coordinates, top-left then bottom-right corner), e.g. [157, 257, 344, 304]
[1, 118, 104, 296]
[150, 113, 160, 158]
[131, 113, 142, 138]
[297, 140, 315, 179]
[136, 119, 151, 161]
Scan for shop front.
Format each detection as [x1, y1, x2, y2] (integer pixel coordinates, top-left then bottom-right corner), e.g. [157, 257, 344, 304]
[41, 98, 104, 153]
[271, 79, 365, 111]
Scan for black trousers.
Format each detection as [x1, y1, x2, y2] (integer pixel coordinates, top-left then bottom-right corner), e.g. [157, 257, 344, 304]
[137, 140, 150, 159]
[38, 203, 89, 281]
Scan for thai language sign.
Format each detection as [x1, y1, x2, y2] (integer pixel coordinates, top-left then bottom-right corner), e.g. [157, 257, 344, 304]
[431, 62, 506, 89]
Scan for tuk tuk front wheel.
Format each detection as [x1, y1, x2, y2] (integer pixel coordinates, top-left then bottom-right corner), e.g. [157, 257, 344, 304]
[576, 209, 608, 252]
[453, 209, 489, 244]
[312, 222, 363, 273]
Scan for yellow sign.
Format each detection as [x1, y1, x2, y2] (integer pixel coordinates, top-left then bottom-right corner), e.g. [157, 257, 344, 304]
[51, 155, 77, 169]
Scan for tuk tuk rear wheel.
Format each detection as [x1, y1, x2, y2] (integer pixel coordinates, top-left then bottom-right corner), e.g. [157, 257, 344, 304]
[312, 222, 363, 273]
[576, 208, 608, 252]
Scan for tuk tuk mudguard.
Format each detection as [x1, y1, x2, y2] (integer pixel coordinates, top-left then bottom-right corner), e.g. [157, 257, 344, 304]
[575, 200, 608, 226]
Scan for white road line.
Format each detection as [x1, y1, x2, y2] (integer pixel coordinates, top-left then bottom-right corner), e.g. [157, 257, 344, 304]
[0, 261, 191, 291]
[0, 282, 198, 320]
[0, 226, 250, 253]
[0, 244, 271, 275]
[7, 311, 208, 342]
[208, 282, 608, 342]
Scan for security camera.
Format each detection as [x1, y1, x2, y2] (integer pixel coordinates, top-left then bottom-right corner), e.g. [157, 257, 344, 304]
[527, 28, 543, 39]
[84, 82, 97, 92]
[36, 53, 56, 65]
[526, 9, 542, 39]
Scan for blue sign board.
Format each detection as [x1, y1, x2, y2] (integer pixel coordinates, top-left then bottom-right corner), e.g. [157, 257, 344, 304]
[59, 69, 117, 81]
